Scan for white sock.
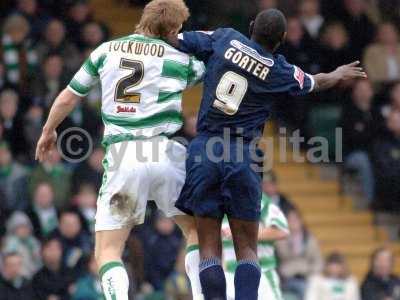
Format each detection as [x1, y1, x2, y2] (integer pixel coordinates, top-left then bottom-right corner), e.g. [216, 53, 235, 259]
[99, 261, 129, 300]
[185, 245, 204, 300]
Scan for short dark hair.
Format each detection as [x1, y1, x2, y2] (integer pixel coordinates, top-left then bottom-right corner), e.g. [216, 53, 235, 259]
[253, 9, 287, 49]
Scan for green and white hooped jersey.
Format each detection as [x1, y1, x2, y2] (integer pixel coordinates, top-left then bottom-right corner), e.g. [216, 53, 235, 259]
[222, 194, 289, 273]
[68, 34, 205, 146]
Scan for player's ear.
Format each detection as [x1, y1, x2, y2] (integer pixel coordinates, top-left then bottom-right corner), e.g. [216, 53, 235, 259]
[249, 21, 255, 37]
[282, 31, 287, 43]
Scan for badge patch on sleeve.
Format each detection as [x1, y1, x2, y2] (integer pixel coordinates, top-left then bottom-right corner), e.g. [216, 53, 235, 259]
[294, 66, 305, 89]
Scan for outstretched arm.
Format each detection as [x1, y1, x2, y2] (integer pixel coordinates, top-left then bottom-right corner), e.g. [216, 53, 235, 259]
[35, 88, 81, 162]
[258, 226, 289, 242]
[313, 61, 367, 92]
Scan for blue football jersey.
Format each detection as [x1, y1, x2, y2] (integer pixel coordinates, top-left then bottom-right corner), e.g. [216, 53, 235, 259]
[178, 28, 315, 140]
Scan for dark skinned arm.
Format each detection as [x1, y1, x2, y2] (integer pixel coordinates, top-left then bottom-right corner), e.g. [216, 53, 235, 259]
[313, 61, 367, 92]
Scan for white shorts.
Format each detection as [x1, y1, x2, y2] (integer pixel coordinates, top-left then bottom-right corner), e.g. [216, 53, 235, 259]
[225, 269, 283, 300]
[95, 136, 186, 231]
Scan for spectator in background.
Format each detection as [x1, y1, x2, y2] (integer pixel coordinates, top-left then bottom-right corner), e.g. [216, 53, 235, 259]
[71, 146, 104, 195]
[58, 100, 102, 139]
[35, 18, 81, 73]
[26, 182, 59, 239]
[0, 142, 29, 214]
[23, 105, 44, 160]
[29, 150, 71, 209]
[0, 252, 35, 300]
[2, 211, 42, 279]
[32, 238, 75, 300]
[71, 254, 104, 300]
[340, 79, 376, 203]
[0, 63, 5, 91]
[372, 110, 400, 212]
[279, 16, 321, 74]
[14, 0, 48, 41]
[364, 23, 400, 85]
[50, 210, 92, 278]
[0, 89, 27, 157]
[1, 14, 37, 95]
[258, 0, 277, 10]
[299, 0, 325, 40]
[379, 81, 400, 125]
[80, 21, 107, 51]
[142, 213, 183, 291]
[276, 209, 323, 300]
[305, 252, 360, 300]
[32, 53, 68, 108]
[319, 22, 352, 73]
[262, 171, 295, 216]
[65, 0, 93, 48]
[342, 0, 376, 60]
[361, 247, 400, 300]
[73, 184, 97, 232]
[164, 248, 191, 300]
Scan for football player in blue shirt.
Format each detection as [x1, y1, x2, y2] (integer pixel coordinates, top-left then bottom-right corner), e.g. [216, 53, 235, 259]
[168, 8, 366, 300]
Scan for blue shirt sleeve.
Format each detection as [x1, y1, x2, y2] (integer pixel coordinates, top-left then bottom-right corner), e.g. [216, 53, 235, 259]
[178, 31, 216, 62]
[275, 55, 315, 96]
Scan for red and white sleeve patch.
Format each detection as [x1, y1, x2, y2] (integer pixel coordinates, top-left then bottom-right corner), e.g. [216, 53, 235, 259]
[294, 66, 305, 90]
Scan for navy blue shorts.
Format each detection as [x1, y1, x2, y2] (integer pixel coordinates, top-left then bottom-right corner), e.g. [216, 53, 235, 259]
[175, 134, 263, 221]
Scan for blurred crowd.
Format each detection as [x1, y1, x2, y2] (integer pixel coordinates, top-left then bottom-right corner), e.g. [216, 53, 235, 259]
[0, 0, 399, 299]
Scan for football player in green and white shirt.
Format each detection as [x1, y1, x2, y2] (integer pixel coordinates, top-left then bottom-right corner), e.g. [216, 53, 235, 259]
[36, 1, 205, 300]
[222, 193, 290, 300]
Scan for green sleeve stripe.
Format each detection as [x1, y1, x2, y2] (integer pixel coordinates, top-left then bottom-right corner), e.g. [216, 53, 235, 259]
[259, 257, 277, 269]
[162, 60, 189, 82]
[157, 91, 182, 103]
[265, 270, 281, 299]
[226, 261, 238, 273]
[187, 57, 196, 86]
[223, 240, 234, 248]
[260, 194, 271, 220]
[99, 261, 124, 279]
[101, 110, 183, 129]
[186, 244, 200, 254]
[258, 240, 274, 246]
[271, 218, 288, 229]
[69, 79, 90, 95]
[95, 54, 107, 72]
[83, 58, 98, 77]
[101, 133, 169, 147]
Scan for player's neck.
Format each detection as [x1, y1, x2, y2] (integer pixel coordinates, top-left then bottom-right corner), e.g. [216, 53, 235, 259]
[250, 36, 275, 53]
[134, 29, 158, 39]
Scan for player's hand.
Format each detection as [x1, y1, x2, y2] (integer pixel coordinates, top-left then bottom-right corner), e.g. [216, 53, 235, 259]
[335, 61, 367, 81]
[35, 130, 57, 162]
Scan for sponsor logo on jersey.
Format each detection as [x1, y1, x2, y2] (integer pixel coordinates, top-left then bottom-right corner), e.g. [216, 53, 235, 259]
[117, 106, 136, 113]
[294, 66, 305, 89]
[230, 40, 274, 67]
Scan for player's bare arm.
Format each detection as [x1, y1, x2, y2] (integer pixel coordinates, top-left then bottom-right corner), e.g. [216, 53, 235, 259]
[35, 88, 80, 162]
[313, 61, 367, 92]
[258, 226, 289, 241]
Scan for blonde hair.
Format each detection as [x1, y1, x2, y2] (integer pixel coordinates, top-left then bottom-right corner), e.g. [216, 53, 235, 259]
[3, 14, 29, 36]
[135, 0, 190, 38]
